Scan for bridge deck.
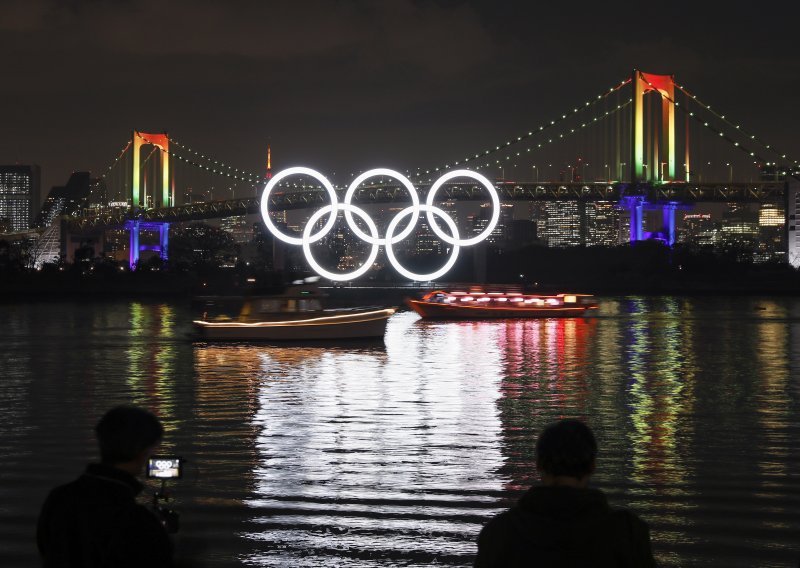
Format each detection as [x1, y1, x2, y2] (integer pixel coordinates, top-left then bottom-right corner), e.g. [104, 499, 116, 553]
[65, 180, 788, 231]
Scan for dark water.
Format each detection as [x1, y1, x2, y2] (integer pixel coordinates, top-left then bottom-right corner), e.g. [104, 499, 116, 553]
[2, 297, 800, 566]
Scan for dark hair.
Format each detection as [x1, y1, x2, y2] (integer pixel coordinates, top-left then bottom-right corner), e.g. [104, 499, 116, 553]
[535, 419, 597, 478]
[95, 406, 163, 464]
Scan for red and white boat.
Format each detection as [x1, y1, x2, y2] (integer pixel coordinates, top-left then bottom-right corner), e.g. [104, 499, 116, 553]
[406, 289, 598, 319]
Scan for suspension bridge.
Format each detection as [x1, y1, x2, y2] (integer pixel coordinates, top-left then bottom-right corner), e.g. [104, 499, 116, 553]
[21, 70, 800, 269]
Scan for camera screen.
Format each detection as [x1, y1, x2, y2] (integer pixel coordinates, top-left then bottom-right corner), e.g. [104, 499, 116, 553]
[147, 457, 182, 479]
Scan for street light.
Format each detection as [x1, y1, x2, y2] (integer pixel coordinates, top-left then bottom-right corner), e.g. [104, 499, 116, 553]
[619, 162, 627, 180]
[532, 165, 538, 183]
[660, 162, 667, 181]
[726, 162, 732, 182]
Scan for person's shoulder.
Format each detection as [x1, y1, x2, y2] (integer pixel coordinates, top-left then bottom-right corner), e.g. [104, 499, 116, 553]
[477, 508, 515, 539]
[609, 506, 650, 529]
[43, 477, 83, 505]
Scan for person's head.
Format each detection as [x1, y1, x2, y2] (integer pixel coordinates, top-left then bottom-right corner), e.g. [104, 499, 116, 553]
[535, 419, 597, 486]
[95, 405, 163, 472]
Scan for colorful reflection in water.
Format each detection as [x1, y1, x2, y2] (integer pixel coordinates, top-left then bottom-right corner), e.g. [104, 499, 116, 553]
[1, 298, 800, 566]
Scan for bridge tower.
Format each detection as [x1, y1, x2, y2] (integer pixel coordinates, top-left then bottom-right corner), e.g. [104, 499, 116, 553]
[128, 131, 171, 268]
[631, 70, 677, 183]
[132, 131, 171, 208]
[626, 71, 683, 245]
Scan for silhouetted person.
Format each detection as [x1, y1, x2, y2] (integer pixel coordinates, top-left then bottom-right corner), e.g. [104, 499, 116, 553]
[475, 419, 656, 567]
[37, 405, 174, 567]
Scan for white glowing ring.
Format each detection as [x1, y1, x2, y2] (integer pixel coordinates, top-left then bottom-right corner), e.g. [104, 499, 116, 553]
[260, 167, 338, 245]
[343, 168, 420, 245]
[384, 204, 460, 281]
[302, 203, 381, 282]
[426, 169, 499, 246]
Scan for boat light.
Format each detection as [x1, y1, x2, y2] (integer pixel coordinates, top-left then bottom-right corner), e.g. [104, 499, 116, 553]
[478, 297, 491, 302]
[509, 297, 524, 302]
[547, 298, 560, 306]
[496, 297, 508, 302]
[564, 295, 577, 303]
[461, 296, 474, 302]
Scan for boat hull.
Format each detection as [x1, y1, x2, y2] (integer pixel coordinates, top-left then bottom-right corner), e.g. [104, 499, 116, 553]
[406, 300, 594, 319]
[193, 309, 395, 342]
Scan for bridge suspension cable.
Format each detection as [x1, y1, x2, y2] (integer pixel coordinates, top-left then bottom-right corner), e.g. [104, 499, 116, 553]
[163, 136, 329, 191]
[408, 77, 632, 180]
[99, 140, 132, 180]
[674, 83, 800, 170]
[636, 75, 791, 178]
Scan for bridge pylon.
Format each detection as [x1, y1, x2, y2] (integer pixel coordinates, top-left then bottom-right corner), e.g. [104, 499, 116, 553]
[132, 131, 171, 208]
[631, 70, 678, 183]
[128, 131, 172, 268]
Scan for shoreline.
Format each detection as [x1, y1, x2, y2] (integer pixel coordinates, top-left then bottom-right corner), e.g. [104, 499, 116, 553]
[2, 271, 799, 304]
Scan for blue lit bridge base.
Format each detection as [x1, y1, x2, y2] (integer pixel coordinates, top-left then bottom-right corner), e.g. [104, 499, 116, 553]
[126, 220, 169, 269]
[621, 197, 681, 246]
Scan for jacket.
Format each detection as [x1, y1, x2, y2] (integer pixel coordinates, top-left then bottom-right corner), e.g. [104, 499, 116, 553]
[475, 485, 656, 567]
[37, 463, 174, 568]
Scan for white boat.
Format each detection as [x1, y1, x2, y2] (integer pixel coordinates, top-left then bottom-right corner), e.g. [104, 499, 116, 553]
[192, 283, 395, 342]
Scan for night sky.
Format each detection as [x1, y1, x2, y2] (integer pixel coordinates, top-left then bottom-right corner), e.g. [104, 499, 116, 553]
[2, 0, 799, 195]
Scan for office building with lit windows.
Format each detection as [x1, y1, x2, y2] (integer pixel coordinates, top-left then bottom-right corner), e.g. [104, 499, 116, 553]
[584, 201, 622, 246]
[679, 213, 718, 247]
[542, 201, 581, 247]
[474, 202, 514, 245]
[755, 202, 786, 263]
[220, 215, 253, 244]
[720, 204, 759, 249]
[0, 165, 41, 232]
[789, 182, 800, 268]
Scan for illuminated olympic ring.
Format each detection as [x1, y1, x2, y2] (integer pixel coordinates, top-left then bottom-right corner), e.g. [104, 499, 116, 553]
[260, 167, 499, 281]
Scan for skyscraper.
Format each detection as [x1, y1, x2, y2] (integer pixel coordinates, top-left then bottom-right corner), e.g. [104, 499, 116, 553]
[584, 201, 622, 246]
[755, 202, 785, 262]
[720, 203, 758, 249]
[37, 171, 93, 227]
[679, 213, 717, 247]
[789, 182, 800, 268]
[474, 202, 513, 245]
[0, 165, 41, 231]
[542, 201, 581, 247]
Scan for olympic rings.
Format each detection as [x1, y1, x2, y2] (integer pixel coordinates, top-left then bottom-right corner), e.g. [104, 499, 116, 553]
[385, 204, 460, 281]
[426, 169, 499, 246]
[261, 167, 338, 245]
[302, 203, 380, 282]
[343, 169, 419, 245]
[259, 167, 500, 281]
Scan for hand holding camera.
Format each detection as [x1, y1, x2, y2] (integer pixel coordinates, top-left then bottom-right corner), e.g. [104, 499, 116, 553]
[147, 456, 183, 534]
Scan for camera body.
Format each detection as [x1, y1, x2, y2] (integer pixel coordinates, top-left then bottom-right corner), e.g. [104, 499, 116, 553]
[147, 456, 183, 534]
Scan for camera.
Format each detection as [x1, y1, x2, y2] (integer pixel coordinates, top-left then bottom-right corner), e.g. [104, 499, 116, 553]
[147, 456, 183, 479]
[147, 456, 183, 533]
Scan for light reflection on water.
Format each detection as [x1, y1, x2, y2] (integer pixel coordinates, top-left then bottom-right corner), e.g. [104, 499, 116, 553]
[1, 298, 800, 566]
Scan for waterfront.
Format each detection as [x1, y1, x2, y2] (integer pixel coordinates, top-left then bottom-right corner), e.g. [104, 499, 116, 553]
[2, 297, 800, 566]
